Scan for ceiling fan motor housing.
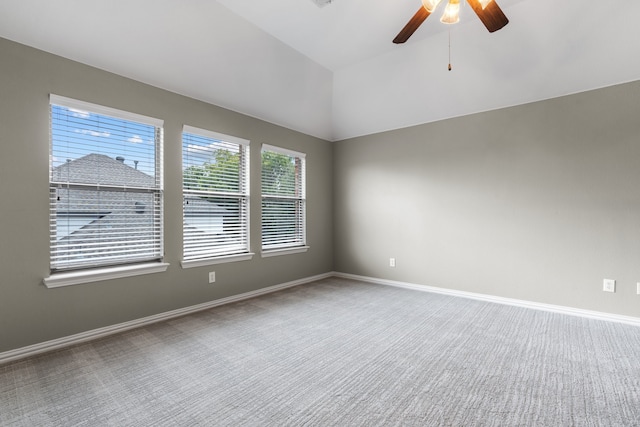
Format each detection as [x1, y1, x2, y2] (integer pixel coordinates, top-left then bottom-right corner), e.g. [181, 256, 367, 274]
[311, 0, 333, 8]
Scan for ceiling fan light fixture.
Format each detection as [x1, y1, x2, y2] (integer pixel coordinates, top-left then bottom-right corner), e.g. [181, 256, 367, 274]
[421, 0, 443, 13]
[393, 0, 508, 44]
[440, 0, 460, 24]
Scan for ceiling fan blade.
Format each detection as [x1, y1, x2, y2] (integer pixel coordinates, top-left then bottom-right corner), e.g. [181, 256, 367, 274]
[466, 0, 509, 33]
[393, 7, 431, 44]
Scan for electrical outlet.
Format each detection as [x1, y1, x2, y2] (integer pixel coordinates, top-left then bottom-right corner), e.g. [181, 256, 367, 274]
[208, 271, 216, 283]
[637, 282, 640, 295]
[603, 279, 615, 293]
[389, 258, 396, 268]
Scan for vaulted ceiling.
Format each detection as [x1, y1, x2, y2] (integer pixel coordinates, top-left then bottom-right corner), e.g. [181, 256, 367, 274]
[1, 0, 640, 141]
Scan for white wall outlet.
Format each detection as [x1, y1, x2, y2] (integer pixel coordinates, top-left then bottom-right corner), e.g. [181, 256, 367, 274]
[208, 271, 216, 283]
[637, 282, 640, 295]
[389, 258, 396, 268]
[603, 279, 615, 293]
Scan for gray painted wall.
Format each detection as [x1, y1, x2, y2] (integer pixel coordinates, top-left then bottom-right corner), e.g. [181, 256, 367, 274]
[0, 38, 333, 353]
[334, 81, 640, 318]
[2, 34, 640, 355]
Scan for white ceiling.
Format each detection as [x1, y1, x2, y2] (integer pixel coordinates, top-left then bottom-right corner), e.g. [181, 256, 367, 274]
[1, 0, 640, 141]
[217, 0, 530, 71]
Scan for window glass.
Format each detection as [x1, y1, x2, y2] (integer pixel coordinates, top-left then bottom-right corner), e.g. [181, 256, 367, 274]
[261, 145, 306, 250]
[182, 126, 250, 261]
[49, 95, 163, 271]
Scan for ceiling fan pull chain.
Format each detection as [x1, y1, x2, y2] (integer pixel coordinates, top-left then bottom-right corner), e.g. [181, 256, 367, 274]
[448, 27, 452, 71]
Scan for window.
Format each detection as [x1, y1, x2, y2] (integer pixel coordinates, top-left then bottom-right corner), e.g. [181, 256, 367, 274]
[48, 95, 164, 274]
[261, 145, 307, 254]
[182, 126, 251, 266]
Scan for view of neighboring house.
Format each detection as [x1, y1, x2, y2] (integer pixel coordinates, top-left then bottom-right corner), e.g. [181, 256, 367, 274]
[51, 153, 160, 268]
[51, 153, 229, 268]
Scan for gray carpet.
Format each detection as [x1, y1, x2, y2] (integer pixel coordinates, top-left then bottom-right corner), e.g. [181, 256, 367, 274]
[1, 277, 640, 426]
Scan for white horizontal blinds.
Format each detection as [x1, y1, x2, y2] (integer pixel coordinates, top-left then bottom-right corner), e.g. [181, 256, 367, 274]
[182, 126, 250, 261]
[49, 95, 164, 271]
[261, 145, 306, 250]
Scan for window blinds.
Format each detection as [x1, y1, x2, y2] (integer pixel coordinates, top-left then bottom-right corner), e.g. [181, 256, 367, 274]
[261, 145, 306, 250]
[49, 95, 164, 271]
[182, 126, 250, 261]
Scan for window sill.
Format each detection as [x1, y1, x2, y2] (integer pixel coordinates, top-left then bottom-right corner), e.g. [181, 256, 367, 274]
[180, 253, 254, 269]
[43, 262, 170, 289]
[261, 246, 310, 258]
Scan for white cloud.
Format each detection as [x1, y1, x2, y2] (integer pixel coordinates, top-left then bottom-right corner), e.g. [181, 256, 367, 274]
[186, 143, 214, 156]
[68, 108, 90, 118]
[128, 135, 144, 144]
[184, 141, 239, 164]
[75, 129, 111, 138]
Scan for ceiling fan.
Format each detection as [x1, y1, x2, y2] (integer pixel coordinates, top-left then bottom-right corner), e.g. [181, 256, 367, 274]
[393, 0, 509, 44]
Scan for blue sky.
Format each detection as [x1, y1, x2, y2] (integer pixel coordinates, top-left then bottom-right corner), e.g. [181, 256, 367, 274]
[182, 131, 240, 170]
[51, 105, 157, 177]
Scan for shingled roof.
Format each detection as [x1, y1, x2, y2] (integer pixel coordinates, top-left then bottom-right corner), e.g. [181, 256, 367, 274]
[52, 154, 230, 256]
[52, 153, 155, 187]
[52, 154, 156, 216]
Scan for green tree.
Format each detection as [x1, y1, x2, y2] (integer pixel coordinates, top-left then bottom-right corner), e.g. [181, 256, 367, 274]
[261, 150, 301, 246]
[261, 151, 295, 196]
[183, 149, 240, 193]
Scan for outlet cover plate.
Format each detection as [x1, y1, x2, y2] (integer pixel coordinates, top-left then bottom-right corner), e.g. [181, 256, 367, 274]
[209, 271, 216, 283]
[603, 279, 615, 293]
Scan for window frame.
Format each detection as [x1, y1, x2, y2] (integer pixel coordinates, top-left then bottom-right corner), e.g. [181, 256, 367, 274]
[44, 95, 168, 288]
[260, 144, 308, 257]
[180, 125, 253, 268]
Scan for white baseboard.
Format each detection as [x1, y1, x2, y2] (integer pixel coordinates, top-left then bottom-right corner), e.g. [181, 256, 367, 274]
[4, 271, 639, 366]
[0, 272, 333, 365]
[333, 272, 640, 327]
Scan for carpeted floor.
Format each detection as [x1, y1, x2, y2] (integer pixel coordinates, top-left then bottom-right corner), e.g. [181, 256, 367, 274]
[1, 277, 640, 426]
